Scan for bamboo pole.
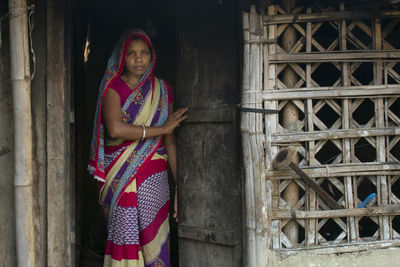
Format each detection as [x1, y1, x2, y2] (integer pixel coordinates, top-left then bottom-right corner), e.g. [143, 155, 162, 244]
[242, 9, 257, 267]
[241, 5, 268, 266]
[281, 0, 299, 246]
[373, 14, 391, 240]
[338, 3, 357, 242]
[8, 0, 35, 266]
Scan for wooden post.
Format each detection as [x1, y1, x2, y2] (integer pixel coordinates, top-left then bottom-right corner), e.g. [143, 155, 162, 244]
[8, 0, 35, 266]
[281, 0, 299, 246]
[47, 0, 73, 265]
[242, 5, 268, 266]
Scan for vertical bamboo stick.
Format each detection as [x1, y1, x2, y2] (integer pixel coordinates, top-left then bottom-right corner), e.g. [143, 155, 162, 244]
[305, 7, 317, 246]
[373, 16, 391, 240]
[241, 9, 257, 267]
[266, 4, 281, 249]
[339, 3, 357, 242]
[242, 5, 268, 266]
[281, 0, 299, 246]
[8, 0, 35, 266]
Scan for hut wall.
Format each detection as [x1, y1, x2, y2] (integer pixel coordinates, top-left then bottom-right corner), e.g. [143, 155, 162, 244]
[242, 2, 400, 266]
[0, 1, 16, 266]
[0, 0, 70, 266]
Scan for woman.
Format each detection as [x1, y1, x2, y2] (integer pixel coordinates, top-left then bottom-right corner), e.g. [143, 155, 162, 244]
[88, 29, 187, 267]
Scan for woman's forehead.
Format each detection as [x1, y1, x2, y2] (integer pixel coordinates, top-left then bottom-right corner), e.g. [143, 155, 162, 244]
[128, 39, 150, 50]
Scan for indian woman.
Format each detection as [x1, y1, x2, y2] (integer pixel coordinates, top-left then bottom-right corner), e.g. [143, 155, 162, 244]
[88, 29, 187, 267]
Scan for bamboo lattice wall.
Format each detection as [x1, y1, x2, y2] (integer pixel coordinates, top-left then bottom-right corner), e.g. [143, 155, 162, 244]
[242, 2, 400, 258]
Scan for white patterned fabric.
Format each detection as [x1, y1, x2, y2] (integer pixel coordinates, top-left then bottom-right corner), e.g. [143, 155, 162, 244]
[137, 170, 170, 231]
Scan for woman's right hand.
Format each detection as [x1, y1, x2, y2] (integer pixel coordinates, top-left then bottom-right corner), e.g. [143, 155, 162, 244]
[162, 107, 188, 135]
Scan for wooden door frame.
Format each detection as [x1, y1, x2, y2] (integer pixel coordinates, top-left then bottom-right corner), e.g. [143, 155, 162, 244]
[46, 0, 75, 265]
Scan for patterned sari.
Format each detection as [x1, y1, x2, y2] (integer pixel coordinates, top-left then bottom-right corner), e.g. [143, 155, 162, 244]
[88, 29, 171, 267]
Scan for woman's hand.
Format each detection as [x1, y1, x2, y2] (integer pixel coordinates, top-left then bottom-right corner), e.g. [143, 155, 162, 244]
[162, 107, 188, 135]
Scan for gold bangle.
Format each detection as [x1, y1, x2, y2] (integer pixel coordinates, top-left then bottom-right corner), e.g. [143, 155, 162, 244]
[141, 125, 146, 141]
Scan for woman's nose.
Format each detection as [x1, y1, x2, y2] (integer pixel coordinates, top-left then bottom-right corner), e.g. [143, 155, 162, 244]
[135, 55, 143, 62]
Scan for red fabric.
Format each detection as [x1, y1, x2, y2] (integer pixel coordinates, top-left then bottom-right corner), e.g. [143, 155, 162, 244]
[140, 201, 170, 246]
[105, 243, 141, 261]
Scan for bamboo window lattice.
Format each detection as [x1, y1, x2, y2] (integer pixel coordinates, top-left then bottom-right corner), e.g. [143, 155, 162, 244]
[241, 2, 400, 254]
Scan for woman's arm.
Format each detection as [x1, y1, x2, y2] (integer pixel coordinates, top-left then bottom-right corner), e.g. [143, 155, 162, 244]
[102, 88, 187, 140]
[165, 103, 180, 221]
[165, 132, 177, 185]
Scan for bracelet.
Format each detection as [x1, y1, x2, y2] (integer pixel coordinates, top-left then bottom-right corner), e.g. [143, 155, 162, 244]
[141, 125, 146, 141]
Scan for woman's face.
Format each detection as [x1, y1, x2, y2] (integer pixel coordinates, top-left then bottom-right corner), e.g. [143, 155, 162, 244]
[124, 38, 151, 79]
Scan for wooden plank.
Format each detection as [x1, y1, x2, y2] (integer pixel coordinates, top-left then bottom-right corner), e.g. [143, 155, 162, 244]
[46, 0, 72, 266]
[305, 7, 317, 246]
[272, 204, 400, 219]
[274, 240, 400, 256]
[272, 126, 400, 143]
[268, 50, 400, 63]
[184, 106, 235, 123]
[263, 10, 400, 25]
[263, 85, 400, 100]
[179, 224, 238, 247]
[267, 162, 400, 179]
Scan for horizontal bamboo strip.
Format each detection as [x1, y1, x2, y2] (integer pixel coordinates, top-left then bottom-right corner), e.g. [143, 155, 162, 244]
[244, 39, 277, 44]
[274, 240, 400, 256]
[266, 162, 400, 179]
[264, 10, 400, 25]
[263, 85, 400, 100]
[272, 204, 400, 219]
[268, 50, 400, 63]
[272, 127, 400, 143]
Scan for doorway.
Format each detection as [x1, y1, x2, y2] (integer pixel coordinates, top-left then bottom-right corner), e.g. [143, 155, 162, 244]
[73, 1, 180, 265]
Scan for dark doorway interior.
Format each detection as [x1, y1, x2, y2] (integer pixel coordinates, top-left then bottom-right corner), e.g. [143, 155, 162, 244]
[73, 1, 179, 266]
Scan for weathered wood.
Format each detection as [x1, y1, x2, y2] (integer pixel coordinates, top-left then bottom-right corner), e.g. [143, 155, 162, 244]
[8, 0, 35, 266]
[263, 10, 400, 25]
[184, 106, 235, 123]
[280, 0, 300, 246]
[177, 1, 242, 266]
[273, 126, 400, 143]
[268, 162, 400, 179]
[241, 10, 257, 267]
[272, 204, 400, 219]
[373, 16, 392, 240]
[263, 84, 400, 100]
[275, 240, 400, 256]
[287, 162, 342, 210]
[179, 224, 238, 247]
[244, 1, 400, 253]
[47, 0, 73, 266]
[305, 7, 317, 246]
[265, 4, 281, 250]
[268, 50, 400, 63]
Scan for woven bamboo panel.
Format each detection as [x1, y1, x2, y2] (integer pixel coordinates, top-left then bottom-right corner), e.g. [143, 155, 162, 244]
[242, 2, 400, 254]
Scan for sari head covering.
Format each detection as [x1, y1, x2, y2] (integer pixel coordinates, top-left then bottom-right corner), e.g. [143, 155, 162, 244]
[88, 28, 157, 182]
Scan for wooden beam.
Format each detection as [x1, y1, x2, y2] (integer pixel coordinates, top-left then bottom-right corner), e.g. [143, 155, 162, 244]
[272, 204, 400, 219]
[274, 240, 400, 256]
[263, 85, 400, 100]
[272, 126, 400, 143]
[268, 50, 400, 63]
[264, 10, 400, 25]
[267, 162, 400, 179]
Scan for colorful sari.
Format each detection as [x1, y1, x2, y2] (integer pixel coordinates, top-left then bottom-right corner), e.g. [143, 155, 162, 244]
[88, 29, 172, 267]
